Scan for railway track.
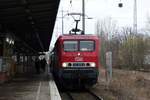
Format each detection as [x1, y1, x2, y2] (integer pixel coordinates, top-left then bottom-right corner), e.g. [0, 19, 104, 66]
[62, 89, 103, 100]
[86, 89, 103, 100]
[66, 92, 74, 100]
[136, 69, 150, 73]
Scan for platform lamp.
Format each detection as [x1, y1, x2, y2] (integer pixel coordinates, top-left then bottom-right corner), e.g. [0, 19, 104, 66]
[118, 0, 123, 8]
[118, 0, 137, 34]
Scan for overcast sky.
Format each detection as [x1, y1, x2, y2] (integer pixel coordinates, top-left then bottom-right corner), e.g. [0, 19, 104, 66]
[50, 0, 150, 49]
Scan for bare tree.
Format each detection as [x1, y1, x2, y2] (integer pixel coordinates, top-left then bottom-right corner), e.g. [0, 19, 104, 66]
[95, 17, 118, 67]
[95, 17, 118, 40]
[96, 16, 149, 70]
[145, 15, 150, 32]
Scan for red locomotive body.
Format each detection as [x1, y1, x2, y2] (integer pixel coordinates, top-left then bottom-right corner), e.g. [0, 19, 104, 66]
[51, 34, 100, 87]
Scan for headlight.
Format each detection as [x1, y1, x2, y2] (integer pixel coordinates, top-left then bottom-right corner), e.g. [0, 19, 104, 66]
[62, 63, 67, 67]
[90, 62, 96, 67]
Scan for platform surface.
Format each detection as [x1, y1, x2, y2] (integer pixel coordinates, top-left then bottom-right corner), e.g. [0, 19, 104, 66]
[0, 73, 61, 100]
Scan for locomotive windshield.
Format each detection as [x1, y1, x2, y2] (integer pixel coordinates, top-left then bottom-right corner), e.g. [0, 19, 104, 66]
[64, 41, 78, 51]
[64, 40, 95, 52]
[80, 41, 94, 51]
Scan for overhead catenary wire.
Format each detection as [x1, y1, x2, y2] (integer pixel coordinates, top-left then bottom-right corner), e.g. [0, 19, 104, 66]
[66, 21, 76, 34]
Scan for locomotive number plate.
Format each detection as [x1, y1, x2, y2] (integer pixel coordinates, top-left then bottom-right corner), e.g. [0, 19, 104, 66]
[75, 57, 83, 61]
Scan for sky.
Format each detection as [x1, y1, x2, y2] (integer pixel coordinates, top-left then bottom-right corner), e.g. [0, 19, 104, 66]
[49, 0, 150, 50]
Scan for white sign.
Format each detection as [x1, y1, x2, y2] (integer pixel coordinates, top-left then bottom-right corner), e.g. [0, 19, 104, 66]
[106, 51, 112, 82]
[106, 52, 112, 68]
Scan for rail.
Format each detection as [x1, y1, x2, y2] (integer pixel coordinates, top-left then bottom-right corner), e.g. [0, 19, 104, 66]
[86, 89, 103, 100]
[66, 92, 74, 100]
[62, 89, 103, 100]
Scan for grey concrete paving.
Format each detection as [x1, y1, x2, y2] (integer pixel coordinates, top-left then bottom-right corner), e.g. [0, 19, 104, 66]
[0, 74, 51, 100]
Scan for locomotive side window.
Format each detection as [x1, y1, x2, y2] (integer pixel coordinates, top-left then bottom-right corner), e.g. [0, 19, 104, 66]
[64, 41, 78, 51]
[79, 41, 95, 51]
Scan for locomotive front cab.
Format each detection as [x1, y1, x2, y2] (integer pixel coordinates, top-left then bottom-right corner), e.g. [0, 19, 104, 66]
[58, 35, 100, 86]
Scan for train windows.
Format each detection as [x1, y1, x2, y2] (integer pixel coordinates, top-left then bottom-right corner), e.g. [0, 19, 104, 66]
[79, 41, 94, 51]
[64, 41, 78, 51]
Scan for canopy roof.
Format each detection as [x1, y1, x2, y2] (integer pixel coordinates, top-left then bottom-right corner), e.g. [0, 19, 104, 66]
[0, 0, 60, 54]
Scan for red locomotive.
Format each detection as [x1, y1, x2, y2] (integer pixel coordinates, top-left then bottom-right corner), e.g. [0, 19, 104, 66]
[50, 34, 100, 88]
[50, 13, 100, 88]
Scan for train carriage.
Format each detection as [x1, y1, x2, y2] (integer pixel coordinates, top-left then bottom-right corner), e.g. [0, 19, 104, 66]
[51, 34, 100, 88]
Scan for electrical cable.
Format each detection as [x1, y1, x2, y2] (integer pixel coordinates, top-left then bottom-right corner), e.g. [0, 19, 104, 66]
[66, 21, 76, 34]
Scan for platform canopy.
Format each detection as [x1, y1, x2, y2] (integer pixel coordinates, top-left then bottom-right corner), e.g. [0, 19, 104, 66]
[0, 0, 60, 54]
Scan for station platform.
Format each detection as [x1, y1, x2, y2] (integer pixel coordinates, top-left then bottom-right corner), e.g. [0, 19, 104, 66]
[0, 73, 61, 100]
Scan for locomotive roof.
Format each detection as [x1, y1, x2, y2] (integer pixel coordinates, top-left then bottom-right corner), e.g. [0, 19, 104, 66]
[58, 35, 99, 40]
